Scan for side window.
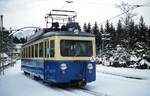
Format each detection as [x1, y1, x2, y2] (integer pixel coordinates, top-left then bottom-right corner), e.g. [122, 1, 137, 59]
[26, 47, 27, 58]
[21, 49, 24, 58]
[35, 44, 38, 57]
[22, 48, 25, 58]
[50, 40, 55, 57]
[45, 40, 49, 58]
[24, 48, 25, 58]
[23, 48, 25, 58]
[29, 46, 31, 58]
[31, 45, 34, 58]
[39, 42, 43, 57]
[27, 47, 29, 58]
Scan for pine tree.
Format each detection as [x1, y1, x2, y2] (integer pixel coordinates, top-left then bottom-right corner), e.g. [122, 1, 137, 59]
[148, 27, 150, 48]
[86, 22, 92, 33]
[134, 25, 139, 42]
[0, 28, 14, 55]
[103, 20, 111, 50]
[83, 22, 87, 32]
[100, 25, 104, 34]
[92, 22, 101, 53]
[128, 20, 136, 49]
[20, 37, 27, 44]
[138, 16, 147, 43]
[99, 25, 103, 50]
[92, 22, 99, 35]
[109, 23, 116, 48]
[105, 20, 110, 34]
[13, 36, 20, 44]
[116, 19, 123, 46]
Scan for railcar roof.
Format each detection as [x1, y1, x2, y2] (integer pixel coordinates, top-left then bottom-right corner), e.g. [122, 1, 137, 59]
[43, 31, 95, 37]
[23, 31, 95, 46]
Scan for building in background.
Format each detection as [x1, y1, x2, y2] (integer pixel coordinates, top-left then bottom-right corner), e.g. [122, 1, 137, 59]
[12, 44, 23, 60]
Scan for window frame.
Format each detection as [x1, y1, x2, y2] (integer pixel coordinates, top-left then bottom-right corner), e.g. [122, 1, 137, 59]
[50, 40, 55, 57]
[35, 44, 39, 58]
[31, 45, 34, 58]
[60, 40, 93, 57]
[39, 42, 44, 58]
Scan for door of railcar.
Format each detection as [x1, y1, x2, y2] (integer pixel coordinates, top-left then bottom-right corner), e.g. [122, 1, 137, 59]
[74, 60, 87, 80]
[44, 39, 55, 81]
[44, 39, 49, 80]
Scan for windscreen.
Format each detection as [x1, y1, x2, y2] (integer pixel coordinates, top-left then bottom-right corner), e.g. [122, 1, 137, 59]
[60, 40, 93, 57]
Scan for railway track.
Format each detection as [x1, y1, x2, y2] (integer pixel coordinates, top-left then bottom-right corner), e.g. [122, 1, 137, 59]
[25, 73, 109, 96]
[64, 87, 110, 96]
[79, 88, 110, 96]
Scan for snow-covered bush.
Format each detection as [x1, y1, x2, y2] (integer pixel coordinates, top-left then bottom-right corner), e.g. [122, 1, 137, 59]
[136, 55, 150, 69]
[107, 45, 130, 67]
[95, 56, 102, 64]
[130, 45, 150, 69]
[97, 45, 150, 69]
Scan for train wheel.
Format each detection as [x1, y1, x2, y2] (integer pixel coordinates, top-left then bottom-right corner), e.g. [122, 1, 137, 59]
[33, 76, 41, 81]
[78, 81, 87, 87]
[24, 71, 29, 75]
[72, 81, 87, 87]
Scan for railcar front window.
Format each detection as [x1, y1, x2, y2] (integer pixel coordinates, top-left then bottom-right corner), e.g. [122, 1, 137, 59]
[60, 40, 93, 57]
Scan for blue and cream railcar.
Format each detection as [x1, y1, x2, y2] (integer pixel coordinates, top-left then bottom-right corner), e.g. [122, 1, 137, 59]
[21, 9, 96, 86]
[21, 31, 96, 86]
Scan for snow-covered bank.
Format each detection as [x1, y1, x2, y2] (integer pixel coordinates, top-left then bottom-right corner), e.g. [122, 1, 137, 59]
[96, 65, 150, 80]
[87, 71, 150, 96]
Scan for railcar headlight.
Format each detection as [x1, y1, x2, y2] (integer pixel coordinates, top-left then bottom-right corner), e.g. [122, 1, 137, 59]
[60, 63, 67, 70]
[87, 63, 93, 70]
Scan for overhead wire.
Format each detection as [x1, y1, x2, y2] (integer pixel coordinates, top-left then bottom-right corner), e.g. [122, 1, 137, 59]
[98, 1, 150, 25]
[99, 12, 126, 25]
[58, 0, 150, 25]
[60, 3, 69, 9]
[60, 1, 74, 9]
[71, 0, 150, 25]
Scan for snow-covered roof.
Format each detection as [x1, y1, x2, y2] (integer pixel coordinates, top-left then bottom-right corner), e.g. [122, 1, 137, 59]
[0, 53, 8, 58]
[15, 44, 23, 49]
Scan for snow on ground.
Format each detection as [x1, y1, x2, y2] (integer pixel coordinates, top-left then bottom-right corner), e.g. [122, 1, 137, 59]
[85, 65, 150, 96]
[96, 65, 150, 80]
[87, 72, 150, 96]
[0, 60, 95, 96]
[1, 60, 150, 96]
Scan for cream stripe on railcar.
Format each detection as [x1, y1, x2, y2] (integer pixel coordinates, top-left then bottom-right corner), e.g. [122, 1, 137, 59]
[22, 36, 96, 61]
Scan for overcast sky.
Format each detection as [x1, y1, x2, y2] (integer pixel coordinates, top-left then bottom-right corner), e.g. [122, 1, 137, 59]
[0, 0, 150, 29]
